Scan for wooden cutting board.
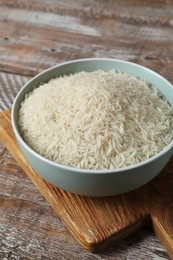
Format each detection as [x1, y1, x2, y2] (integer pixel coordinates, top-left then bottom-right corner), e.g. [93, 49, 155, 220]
[0, 109, 173, 256]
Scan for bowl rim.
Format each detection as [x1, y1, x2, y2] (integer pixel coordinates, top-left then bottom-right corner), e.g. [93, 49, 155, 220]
[11, 58, 173, 174]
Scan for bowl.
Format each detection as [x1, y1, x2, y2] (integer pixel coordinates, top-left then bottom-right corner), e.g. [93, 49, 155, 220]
[11, 58, 173, 196]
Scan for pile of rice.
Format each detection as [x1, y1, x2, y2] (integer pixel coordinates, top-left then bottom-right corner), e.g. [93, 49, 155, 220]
[19, 71, 173, 170]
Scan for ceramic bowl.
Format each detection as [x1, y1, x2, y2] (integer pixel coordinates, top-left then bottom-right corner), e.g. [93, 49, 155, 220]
[11, 58, 173, 196]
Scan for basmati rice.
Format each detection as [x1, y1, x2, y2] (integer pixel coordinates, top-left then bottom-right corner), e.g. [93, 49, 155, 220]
[18, 71, 173, 170]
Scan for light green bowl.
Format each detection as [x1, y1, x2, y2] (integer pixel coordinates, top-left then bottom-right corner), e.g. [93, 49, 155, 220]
[11, 58, 173, 196]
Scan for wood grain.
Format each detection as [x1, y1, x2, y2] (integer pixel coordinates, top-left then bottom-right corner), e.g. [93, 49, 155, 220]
[0, 109, 173, 257]
[0, 1, 173, 80]
[0, 72, 30, 111]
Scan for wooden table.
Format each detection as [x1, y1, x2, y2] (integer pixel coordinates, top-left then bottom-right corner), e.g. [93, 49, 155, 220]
[0, 1, 172, 259]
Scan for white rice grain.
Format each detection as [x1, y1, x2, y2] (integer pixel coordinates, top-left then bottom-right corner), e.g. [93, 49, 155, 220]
[18, 71, 173, 170]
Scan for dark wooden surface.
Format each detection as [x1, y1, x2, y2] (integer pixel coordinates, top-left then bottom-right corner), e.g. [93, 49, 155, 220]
[0, 0, 173, 259]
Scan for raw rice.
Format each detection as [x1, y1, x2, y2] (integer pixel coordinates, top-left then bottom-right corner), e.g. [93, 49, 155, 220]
[18, 71, 173, 170]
